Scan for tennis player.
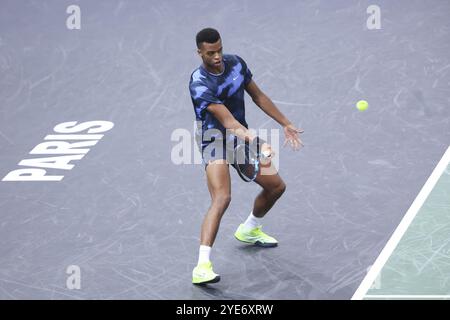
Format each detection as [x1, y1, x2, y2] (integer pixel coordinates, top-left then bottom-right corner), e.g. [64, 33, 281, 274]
[189, 28, 303, 284]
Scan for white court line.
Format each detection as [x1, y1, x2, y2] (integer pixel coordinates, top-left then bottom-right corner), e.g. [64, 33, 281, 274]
[365, 295, 450, 299]
[352, 146, 450, 300]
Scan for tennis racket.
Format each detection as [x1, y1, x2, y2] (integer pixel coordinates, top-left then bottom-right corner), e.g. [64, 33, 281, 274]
[233, 142, 271, 182]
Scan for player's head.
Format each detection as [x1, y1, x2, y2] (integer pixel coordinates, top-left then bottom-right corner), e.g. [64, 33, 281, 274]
[196, 28, 223, 69]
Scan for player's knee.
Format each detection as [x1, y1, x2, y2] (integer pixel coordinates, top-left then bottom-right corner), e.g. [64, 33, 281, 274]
[212, 194, 231, 209]
[272, 181, 286, 198]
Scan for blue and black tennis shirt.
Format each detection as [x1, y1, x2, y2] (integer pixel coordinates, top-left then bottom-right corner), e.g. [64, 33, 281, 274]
[189, 54, 253, 153]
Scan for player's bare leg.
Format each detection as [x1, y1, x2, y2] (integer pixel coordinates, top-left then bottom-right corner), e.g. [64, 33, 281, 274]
[252, 162, 286, 218]
[193, 159, 230, 285]
[201, 159, 231, 246]
[234, 161, 285, 247]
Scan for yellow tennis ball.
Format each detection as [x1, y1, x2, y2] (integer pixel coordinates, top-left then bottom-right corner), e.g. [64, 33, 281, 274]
[356, 100, 368, 111]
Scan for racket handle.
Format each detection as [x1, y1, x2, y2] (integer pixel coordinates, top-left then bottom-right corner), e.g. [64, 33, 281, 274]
[261, 150, 271, 158]
[250, 136, 266, 153]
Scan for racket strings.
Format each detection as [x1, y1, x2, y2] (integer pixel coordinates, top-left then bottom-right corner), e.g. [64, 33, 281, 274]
[235, 144, 258, 181]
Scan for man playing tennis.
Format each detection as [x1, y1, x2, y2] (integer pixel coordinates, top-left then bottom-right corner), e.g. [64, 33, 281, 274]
[189, 28, 303, 284]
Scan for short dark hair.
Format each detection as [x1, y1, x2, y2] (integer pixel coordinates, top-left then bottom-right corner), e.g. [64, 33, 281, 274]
[196, 28, 221, 49]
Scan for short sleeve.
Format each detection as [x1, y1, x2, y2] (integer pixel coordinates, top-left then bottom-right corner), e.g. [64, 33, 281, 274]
[189, 81, 222, 119]
[236, 55, 253, 86]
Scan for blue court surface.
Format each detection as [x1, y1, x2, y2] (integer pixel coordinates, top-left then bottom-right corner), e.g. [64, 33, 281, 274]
[0, 0, 449, 299]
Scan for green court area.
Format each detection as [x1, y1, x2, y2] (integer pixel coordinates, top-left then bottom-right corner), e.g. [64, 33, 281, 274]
[365, 164, 450, 299]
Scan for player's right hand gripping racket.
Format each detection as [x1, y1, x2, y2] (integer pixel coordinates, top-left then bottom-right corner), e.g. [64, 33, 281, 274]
[233, 139, 271, 182]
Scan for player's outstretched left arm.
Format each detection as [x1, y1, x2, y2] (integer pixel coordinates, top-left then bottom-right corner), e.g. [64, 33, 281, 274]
[245, 80, 304, 151]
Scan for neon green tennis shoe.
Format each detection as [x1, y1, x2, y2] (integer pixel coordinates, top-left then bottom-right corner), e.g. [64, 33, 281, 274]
[192, 261, 220, 285]
[234, 224, 278, 247]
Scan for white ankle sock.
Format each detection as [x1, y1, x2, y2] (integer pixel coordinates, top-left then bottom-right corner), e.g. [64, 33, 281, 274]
[198, 245, 211, 265]
[243, 211, 262, 231]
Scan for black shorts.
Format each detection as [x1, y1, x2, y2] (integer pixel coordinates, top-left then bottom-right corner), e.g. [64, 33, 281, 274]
[198, 136, 238, 169]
